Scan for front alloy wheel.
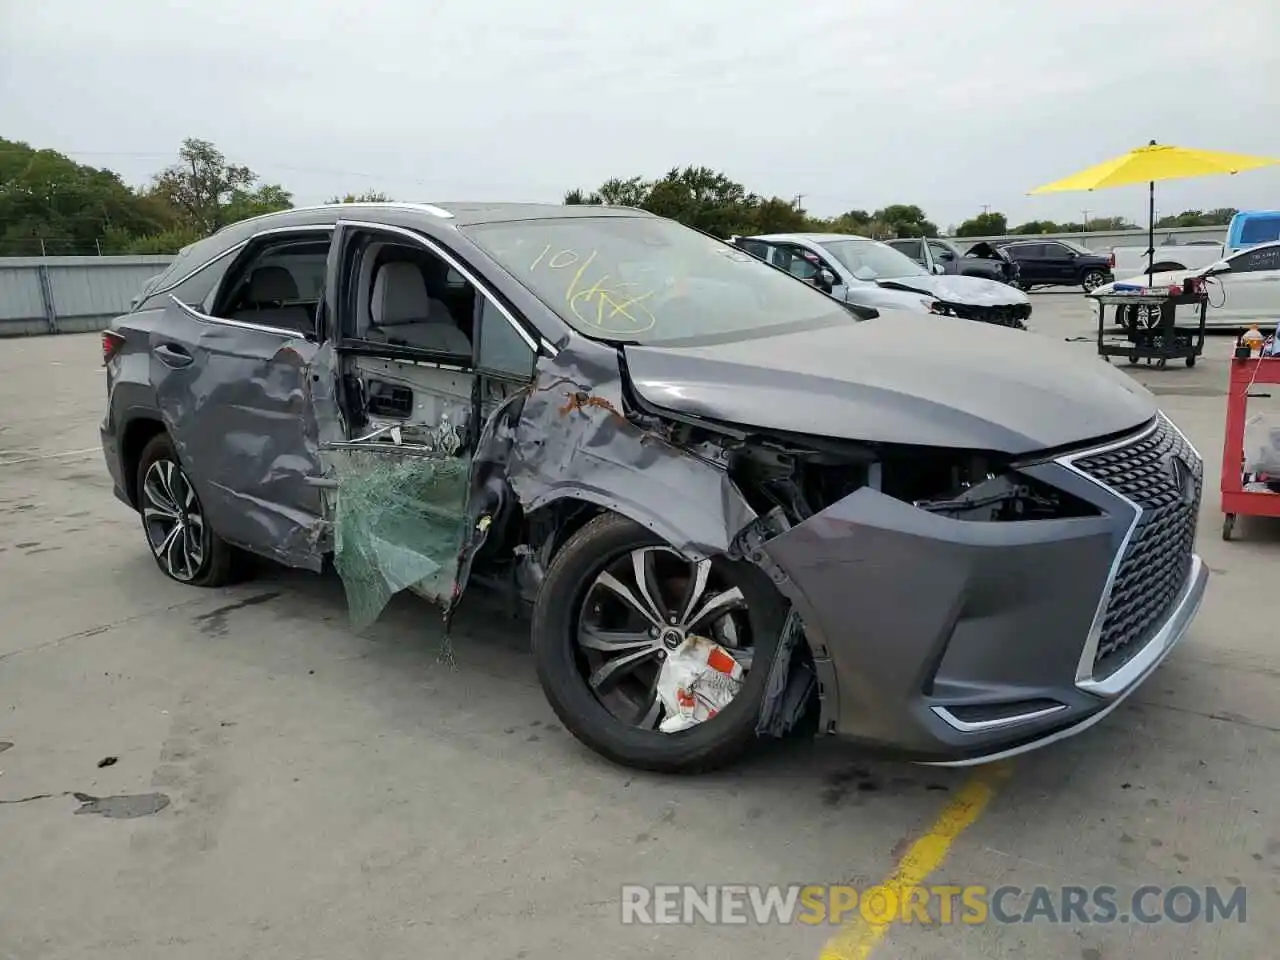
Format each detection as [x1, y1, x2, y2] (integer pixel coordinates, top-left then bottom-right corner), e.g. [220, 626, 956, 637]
[531, 514, 787, 773]
[577, 545, 754, 730]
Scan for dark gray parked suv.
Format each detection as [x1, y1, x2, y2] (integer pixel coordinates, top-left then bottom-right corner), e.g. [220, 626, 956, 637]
[100, 202, 1208, 772]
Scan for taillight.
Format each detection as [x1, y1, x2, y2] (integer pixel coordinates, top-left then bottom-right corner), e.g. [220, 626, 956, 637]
[1107, 252, 1116, 269]
[102, 330, 126, 364]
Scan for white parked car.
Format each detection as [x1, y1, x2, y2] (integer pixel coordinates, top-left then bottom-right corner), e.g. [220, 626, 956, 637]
[1092, 239, 1280, 330]
[733, 233, 1032, 329]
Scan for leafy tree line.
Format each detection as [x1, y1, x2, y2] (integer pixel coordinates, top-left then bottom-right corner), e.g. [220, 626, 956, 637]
[0, 136, 1241, 256]
[953, 208, 1237, 238]
[564, 167, 939, 240]
[0, 137, 387, 256]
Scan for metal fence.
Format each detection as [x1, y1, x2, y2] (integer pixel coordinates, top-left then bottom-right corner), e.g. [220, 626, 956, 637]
[943, 224, 1228, 251]
[0, 255, 174, 338]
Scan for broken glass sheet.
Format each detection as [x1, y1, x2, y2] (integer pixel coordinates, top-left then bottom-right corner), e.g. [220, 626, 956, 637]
[330, 449, 471, 629]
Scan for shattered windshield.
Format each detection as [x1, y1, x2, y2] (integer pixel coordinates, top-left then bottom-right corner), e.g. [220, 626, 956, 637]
[461, 216, 852, 344]
[818, 239, 930, 281]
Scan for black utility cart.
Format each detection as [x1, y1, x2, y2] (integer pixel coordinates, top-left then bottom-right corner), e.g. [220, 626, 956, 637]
[1091, 289, 1208, 368]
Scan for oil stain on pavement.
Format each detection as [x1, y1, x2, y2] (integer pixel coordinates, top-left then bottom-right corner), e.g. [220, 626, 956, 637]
[72, 791, 170, 819]
[192, 591, 282, 637]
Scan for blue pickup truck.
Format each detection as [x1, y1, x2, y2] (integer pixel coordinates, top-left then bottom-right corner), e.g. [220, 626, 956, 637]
[1111, 209, 1280, 275]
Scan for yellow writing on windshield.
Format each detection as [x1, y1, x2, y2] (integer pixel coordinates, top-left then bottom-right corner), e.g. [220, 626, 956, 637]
[529, 244, 657, 336]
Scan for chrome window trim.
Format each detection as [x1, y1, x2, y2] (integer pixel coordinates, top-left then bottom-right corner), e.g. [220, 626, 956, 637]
[168, 295, 309, 339]
[931, 703, 1067, 733]
[1055, 412, 1200, 695]
[336, 219, 541, 355]
[148, 224, 335, 304]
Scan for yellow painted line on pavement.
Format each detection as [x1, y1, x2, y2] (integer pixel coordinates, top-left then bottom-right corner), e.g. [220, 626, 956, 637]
[819, 762, 1013, 960]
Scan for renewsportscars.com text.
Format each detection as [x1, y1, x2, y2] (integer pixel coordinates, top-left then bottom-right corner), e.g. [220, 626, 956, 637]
[620, 884, 1247, 926]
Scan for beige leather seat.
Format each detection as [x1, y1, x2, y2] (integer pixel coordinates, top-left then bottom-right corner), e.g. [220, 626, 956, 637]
[232, 266, 312, 333]
[367, 262, 471, 354]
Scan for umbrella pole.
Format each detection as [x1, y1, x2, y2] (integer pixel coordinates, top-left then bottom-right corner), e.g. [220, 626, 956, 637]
[1147, 179, 1155, 287]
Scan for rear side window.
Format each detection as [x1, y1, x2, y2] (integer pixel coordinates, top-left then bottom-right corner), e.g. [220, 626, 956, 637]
[208, 231, 333, 336]
[888, 239, 925, 262]
[1240, 216, 1280, 246]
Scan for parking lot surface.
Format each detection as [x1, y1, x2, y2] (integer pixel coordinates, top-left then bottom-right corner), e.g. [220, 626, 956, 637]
[1, 294, 1278, 960]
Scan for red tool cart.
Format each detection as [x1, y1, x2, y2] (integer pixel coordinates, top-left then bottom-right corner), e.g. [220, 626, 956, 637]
[1220, 353, 1280, 540]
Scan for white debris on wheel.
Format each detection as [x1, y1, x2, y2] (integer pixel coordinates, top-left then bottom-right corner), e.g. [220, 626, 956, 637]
[655, 635, 745, 733]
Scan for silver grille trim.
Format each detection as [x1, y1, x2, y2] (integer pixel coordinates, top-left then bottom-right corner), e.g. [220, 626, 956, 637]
[1056, 413, 1202, 696]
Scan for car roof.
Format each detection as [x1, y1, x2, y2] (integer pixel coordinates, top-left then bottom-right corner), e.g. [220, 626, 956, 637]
[220, 201, 655, 234]
[748, 232, 873, 243]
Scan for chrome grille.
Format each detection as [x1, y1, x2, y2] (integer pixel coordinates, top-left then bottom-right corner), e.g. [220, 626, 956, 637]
[1072, 416, 1201, 673]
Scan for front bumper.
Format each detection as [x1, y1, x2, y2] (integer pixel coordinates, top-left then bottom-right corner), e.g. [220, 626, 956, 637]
[940, 300, 1031, 330]
[761, 413, 1206, 763]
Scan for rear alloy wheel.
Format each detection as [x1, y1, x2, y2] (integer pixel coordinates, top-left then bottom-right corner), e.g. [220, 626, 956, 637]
[137, 434, 233, 587]
[532, 513, 786, 773]
[1081, 269, 1107, 292]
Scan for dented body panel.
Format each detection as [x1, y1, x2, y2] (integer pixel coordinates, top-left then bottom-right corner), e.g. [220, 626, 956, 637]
[505, 340, 757, 561]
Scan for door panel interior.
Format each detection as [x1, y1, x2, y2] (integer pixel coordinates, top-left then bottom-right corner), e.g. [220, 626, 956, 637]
[319, 223, 536, 627]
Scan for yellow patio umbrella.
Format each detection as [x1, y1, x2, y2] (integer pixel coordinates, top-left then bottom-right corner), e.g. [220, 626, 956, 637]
[1030, 140, 1280, 284]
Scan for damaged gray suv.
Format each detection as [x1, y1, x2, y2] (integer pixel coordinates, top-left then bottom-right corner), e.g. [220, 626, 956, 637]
[100, 202, 1208, 772]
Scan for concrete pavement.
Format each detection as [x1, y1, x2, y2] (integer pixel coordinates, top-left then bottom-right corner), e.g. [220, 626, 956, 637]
[0, 300, 1277, 959]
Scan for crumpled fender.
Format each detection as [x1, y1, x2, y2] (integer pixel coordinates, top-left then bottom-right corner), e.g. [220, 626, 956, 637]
[503, 338, 758, 560]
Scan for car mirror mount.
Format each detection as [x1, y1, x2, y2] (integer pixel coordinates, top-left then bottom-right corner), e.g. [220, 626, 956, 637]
[931, 263, 946, 275]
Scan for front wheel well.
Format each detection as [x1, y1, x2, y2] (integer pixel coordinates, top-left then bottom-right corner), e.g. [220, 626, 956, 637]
[120, 417, 168, 507]
[524, 500, 606, 567]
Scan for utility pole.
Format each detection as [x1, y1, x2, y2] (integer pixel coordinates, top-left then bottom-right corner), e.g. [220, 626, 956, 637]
[981, 204, 991, 216]
[792, 194, 804, 211]
[1082, 209, 1091, 234]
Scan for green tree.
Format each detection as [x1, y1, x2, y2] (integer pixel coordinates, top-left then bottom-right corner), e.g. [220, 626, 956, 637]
[1089, 216, 1139, 230]
[955, 212, 1008, 237]
[1010, 219, 1057, 234]
[1155, 207, 1238, 228]
[327, 190, 391, 203]
[872, 204, 938, 238]
[0, 137, 170, 255]
[750, 196, 809, 235]
[150, 137, 292, 234]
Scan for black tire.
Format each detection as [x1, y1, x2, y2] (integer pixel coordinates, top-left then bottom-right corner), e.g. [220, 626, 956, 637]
[1186, 355, 1196, 368]
[1081, 269, 1107, 293]
[531, 513, 787, 774]
[136, 433, 235, 587]
[1222, 514, 1235, 541]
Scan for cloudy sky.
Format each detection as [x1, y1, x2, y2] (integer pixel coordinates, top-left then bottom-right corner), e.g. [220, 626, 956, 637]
[2, 0, 1278, 230]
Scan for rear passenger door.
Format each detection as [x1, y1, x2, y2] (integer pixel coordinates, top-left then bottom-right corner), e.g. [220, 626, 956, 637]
[1040, 242, 1079, 282]
[1214, 244, 1280, 323]
[927, 240, 960, 275]
[151, 226, 333, 570]
[1005, 243, 1045, 284]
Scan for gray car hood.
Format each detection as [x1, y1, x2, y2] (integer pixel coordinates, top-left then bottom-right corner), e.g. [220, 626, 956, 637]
[874, 273, 1027, 307]
[624, 312, 1155, 454]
